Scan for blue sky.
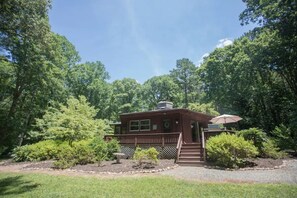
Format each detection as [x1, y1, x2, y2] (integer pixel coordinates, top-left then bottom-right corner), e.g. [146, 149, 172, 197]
[49, 0, 254, 83]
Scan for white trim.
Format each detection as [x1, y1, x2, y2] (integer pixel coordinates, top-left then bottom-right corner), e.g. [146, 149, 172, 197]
[129, 120, 140, 132]
[129, 119, 151, 132]
[140, 119, 151, 131]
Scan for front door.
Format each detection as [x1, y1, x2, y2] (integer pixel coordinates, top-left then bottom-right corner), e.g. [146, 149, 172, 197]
[191, 121, 200, 143]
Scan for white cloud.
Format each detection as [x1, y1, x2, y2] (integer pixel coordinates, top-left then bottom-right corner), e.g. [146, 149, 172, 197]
[196, 38, 233, 66]
[197, 53, 210, 66]
[216, 38, 233, 48]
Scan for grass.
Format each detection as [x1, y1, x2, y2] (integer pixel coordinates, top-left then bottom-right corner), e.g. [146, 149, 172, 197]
[0, 172, 296, 198]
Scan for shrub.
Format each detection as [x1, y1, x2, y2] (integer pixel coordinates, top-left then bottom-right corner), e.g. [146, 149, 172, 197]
[133, 147, 159, 166]
[261, 139, 287, 159]
[72, 140, 95, 165]
[12, 137, 120, 168]
[272, 124, 297, 152]
[206, 133, 258, 168]
[12, 140, 59, 162]
[12, 145, 31, 162]
[53, 140, 97, 169]
[53, 144, 76, 169]
[237, 128, 267, 154]
[146, 147, 159, 164]
[89, 138, 120, 165]
[237, 128, 287, 158]
[32, 96, 108, 144]
[90, 138, 108, 166]
[106, 139, 120, 160]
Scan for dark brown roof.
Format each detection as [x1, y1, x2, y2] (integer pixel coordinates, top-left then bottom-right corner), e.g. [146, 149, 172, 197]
[120, 108, 214, 119]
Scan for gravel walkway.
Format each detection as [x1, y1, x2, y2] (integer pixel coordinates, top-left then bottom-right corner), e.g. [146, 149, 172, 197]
[159, 159, 297, 184]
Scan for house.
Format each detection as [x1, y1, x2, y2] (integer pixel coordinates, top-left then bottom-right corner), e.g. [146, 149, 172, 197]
[105, 101, 219, 166]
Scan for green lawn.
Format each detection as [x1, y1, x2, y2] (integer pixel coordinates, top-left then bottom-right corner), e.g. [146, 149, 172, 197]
[0, 172, 296, 198]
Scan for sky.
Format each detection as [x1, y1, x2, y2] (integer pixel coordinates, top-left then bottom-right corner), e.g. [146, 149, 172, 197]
[49, 0, 255, 83]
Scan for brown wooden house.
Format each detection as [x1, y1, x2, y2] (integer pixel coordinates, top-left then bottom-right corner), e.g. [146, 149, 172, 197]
[105, 101, 216, 166]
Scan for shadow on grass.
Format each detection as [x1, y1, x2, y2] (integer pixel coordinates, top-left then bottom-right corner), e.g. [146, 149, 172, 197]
[0, 175, 40, 196]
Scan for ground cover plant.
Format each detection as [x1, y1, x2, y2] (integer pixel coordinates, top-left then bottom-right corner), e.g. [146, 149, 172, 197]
[0, 172, 296, 198]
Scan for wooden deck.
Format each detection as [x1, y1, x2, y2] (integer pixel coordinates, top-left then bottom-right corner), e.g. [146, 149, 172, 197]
[104, 132, 180, 147]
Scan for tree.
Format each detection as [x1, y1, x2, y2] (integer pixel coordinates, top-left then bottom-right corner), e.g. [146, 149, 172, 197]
[67, 61, 111, 118]
[31, 96, 109, 145]
[199, 33, 292, 132]
[240, 0, 297, 98]
[110, 78, 142, 120]
[0, 0, 81, 147]
[170, 58, 200, 107]
[141, 75, 182, 110]
[188, 103, 219, 116]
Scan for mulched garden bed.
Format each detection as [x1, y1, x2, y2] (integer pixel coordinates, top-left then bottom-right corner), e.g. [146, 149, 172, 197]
[1, 158, 292, 173]
[204, 158, 286, 170]
[245, 158, 283, 168]
[20, 159, 177, 173]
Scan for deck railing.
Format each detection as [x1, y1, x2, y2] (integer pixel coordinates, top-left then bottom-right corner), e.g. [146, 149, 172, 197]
[104, 132, 180, 147]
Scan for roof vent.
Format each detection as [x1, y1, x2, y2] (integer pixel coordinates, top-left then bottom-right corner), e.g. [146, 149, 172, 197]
[157, 101, 173, 110]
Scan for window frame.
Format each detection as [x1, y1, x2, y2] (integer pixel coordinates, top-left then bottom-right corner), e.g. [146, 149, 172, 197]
[129, 119, 151, 132]
[129, 120, 140, 132]
[139, 119, 151, 131]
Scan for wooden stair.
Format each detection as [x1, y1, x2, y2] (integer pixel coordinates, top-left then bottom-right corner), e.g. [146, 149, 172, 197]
[177, 143, 205, 167]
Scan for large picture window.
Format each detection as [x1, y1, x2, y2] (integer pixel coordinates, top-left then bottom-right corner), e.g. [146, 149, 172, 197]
[129, 119, 150, 131]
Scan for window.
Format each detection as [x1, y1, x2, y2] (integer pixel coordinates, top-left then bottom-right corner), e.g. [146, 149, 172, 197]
[130, 120, 139, 131]
[140, 119, 150, 131]
[129, 119, 151, 131]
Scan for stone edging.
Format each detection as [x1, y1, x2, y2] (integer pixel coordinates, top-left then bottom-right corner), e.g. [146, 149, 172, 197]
[66, 164, 179, 175]
[203, 160, 292, 171]
[22, 163, 179, 175]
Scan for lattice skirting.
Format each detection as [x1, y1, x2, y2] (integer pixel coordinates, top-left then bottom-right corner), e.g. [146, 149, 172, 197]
[120, 144, 177, 159]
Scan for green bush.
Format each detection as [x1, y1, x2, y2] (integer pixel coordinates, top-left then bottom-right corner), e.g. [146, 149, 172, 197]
[237, 127, 289, 158]
[53, 144, 75, 169]
[133, 147, 159, 165]
[90, 138, 108, 166]
[206, 133, 258, 168]
[261, 139, 287, 159]
[12, 145, 31, 162]
[106, 139, 120, 160]
[12, 140, 59, 162]
[272, 124, 297, 152]
[53, 140, 97, 169]
[89, 138, 120, 165]
[72, 140, 95, 165]
[237, 128, 267, 154]
[12, 137, 120, 168]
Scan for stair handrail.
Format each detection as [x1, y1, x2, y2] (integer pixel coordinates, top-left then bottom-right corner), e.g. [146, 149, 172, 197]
[176, 132, 183, 162]
[202, 129, 206, 161]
